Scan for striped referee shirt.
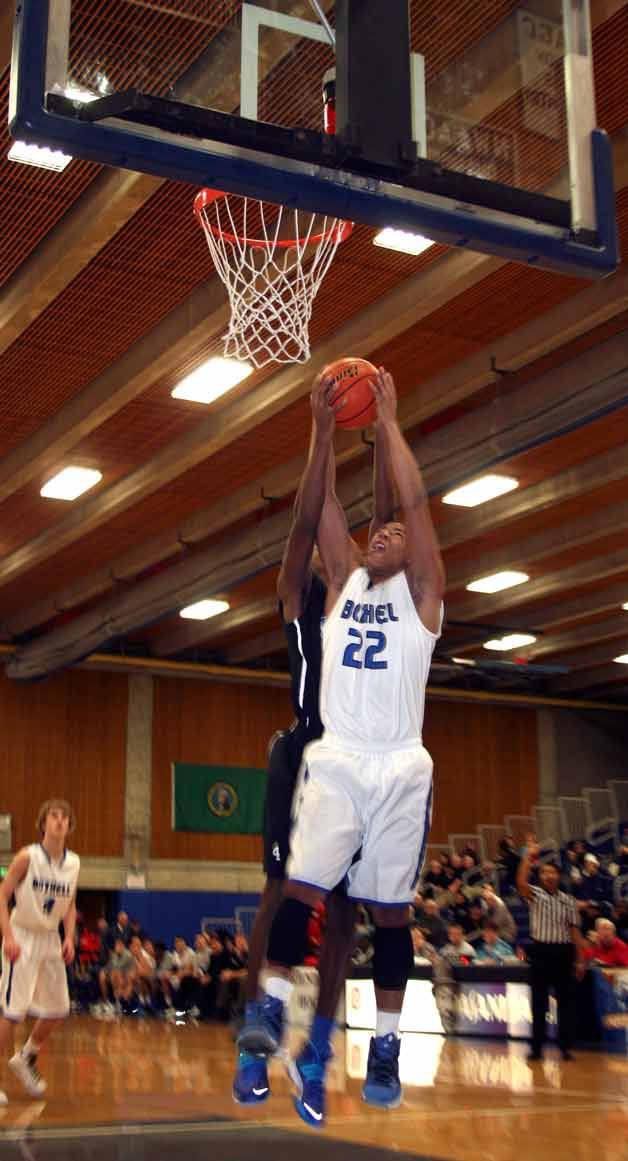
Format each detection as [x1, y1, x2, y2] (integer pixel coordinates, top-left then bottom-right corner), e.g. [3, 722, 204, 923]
[528, 885, 580, 943]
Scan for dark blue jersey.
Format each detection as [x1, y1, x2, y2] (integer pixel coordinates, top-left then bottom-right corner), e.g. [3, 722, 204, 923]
[281, 572, 326, 747]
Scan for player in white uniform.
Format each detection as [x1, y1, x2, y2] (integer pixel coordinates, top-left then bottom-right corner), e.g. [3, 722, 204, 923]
[0, 799, 79, 1101]
[240, 368, 444, 1125]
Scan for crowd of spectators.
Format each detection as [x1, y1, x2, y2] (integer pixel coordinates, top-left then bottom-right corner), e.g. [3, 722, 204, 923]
[69, 826, 628, 1023]
[71, 911, 250, 1022]
[351, 829, 628, 973]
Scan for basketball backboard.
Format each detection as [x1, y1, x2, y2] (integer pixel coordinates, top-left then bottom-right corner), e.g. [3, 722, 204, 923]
[8, 0, 619, 278]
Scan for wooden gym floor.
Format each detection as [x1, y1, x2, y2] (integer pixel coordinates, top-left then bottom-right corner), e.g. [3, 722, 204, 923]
[0, 1019, 625, 1160]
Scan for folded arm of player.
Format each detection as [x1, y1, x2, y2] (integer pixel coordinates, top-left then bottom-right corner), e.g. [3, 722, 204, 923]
[277, 372, 338, 622]
[0, 848, 30, 962]
[372, 368, 445, 634]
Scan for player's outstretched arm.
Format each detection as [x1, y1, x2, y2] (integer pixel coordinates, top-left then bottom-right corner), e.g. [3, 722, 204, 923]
[373, 368, 445, 634]
[277, 373, 338, 622]
[0, 848, 30, 961]
[317, 443, 357, 612]
[369, 422, 396, 541]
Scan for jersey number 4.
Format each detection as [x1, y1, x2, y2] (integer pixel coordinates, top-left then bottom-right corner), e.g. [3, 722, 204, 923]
[42, 898, 56, 916]
[342, 628, 388, 670]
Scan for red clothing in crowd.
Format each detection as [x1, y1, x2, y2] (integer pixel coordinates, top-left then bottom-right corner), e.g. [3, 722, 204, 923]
[78, 930, 102, 968]
[583, 937, 628, 967]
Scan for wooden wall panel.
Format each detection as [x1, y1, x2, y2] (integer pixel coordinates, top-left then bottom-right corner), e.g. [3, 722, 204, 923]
[424, 701, 539, 841]
[151, 677, 293, 861]
[0, 670, 127, 856]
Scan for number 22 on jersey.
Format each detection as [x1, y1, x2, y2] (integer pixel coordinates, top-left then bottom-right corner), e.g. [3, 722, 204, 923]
[342, 628, 388, 670]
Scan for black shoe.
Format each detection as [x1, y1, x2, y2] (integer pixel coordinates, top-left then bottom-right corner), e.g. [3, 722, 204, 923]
[527, 1051, 543, 1063]
[560, 1050, 574, 1061]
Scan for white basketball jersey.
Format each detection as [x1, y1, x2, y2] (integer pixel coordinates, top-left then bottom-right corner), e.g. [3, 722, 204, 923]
[12, 844, 80, 932]
[320, 567, 441, 749]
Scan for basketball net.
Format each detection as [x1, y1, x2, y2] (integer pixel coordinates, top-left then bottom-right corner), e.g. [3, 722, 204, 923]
[194, 189, 353, 368]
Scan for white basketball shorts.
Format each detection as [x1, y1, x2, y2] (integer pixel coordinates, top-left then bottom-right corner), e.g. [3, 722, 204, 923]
[0, 924, 70, 1022]
[287, 735, 433, 905]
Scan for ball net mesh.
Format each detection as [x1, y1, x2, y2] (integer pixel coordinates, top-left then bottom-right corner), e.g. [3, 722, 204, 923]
[194, 190, 353, 368]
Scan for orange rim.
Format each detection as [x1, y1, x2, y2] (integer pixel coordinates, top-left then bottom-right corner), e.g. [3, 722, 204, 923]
[193, 188, 354, 250]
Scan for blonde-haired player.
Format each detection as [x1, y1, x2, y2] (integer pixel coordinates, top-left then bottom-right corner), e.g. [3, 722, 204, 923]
[0, 799, 80, 1100]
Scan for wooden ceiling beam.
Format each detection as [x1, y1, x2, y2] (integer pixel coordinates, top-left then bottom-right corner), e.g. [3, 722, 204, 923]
[152, 596, 277, 658]
[446, 494, 628, 594]
[450, 543, 628, 625]
[550, 662, 628, 694]
[224, 628, 287, 665]
[545, 635, 628, 672]
[4, 269, 628, 633]
[504, 580, 628, 634]
[0, 246, 505, 592]
[458, 613, 628, 662]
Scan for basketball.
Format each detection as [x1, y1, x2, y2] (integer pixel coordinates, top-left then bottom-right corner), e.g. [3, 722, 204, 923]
[324, 357, 378, 429]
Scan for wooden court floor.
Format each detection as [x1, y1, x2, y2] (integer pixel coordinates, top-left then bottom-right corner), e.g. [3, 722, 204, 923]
[0, 1019, 625, 1160]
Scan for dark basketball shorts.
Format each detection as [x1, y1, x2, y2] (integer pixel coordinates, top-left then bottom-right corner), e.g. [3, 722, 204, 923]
[262, 729, 304, 879]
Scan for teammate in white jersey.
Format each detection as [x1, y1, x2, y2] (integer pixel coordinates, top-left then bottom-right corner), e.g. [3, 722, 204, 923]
[0, 799, 79, 1102]
[241, 368, 445, 1124]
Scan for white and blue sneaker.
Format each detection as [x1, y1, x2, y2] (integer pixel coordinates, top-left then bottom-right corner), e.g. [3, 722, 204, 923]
[232, 1051, 270, 1105]
[362, 1034, 402, 1109]
[237, 995, 285, 1057]
[291, 1039, 331, 1129]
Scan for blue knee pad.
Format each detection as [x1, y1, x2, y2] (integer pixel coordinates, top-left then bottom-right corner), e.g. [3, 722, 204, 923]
[267, 897, 311, 969]
[373, 925, 413, 991]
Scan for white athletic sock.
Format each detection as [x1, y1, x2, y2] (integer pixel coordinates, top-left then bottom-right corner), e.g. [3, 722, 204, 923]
[21, 1036, 41, 1057]
[265, 975, 293, 1005]
[375, 1010, 401, 1039]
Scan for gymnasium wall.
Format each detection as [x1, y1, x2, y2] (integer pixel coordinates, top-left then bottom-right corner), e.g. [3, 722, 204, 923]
[424, 700, 539, 841]
[0, 668, 128, 855]
[0, 665, 540, 864]
[151, 675, 293, 862]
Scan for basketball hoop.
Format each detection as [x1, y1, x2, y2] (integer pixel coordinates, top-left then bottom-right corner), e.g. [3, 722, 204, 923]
[194, 189, 353, 368]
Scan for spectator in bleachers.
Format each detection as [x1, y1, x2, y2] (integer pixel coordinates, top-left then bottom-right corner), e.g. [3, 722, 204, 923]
[423, 858, 449, 892]
[214, 932, 249, 1021]
[613, 902, 628, 943]
[99, 937, 136, 1013]
[461, 853, 484, 893]
[573, 854, 613, 909]
[462, 843, 480, 866]
[497, 834, 519, 895]
[129, 917, 145, 942]
[573, 840, 587, 867]
[441, 923, 476, 964]
[107, 910, 131, 949]
[463, 900, 487, 946]
[129, 935, 156, 1007]
[482, 882, 517, 944]
[583, 918, 628, 967]
[417, 898, 448, 949]
[475, 920, 514, 963]
[411, 926, 436, 964]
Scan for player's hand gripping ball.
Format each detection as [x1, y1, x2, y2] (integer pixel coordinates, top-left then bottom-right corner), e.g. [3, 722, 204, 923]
[323, 356, 378, 429]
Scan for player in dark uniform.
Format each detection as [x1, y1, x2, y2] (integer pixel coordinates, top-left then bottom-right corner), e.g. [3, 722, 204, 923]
[234, 372, 393, 1107]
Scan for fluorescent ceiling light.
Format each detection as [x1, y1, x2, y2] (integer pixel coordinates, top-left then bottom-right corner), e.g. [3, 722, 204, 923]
[373, 227, 434, 256]
[484, 633, 537, 651]
[451, 657, 476, 666]
[443, 474, 519, 508]
[179, 599, 230, 621]
[622, 603, 628, 611]
[172, 357, 253, 404]
[613, 654, 628, 665]
[64, 85, 100, 103]
[467, 570, 529, 594]
[40, 466, 102, 501]
[8, 141, 72, 172]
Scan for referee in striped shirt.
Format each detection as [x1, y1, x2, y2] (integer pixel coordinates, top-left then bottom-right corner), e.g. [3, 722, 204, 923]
[517, 842, 584, 1062]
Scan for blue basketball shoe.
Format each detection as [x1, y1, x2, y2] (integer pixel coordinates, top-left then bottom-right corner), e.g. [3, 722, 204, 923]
[362, 1034, 402, 1108]
[291, 1039, 332, 1129]
[237, 995, 285, 1056]
[232, 1050, 270, 1105]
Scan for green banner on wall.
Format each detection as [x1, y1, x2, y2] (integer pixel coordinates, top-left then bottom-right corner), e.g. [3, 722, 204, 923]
[172, 763, 267, 834]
